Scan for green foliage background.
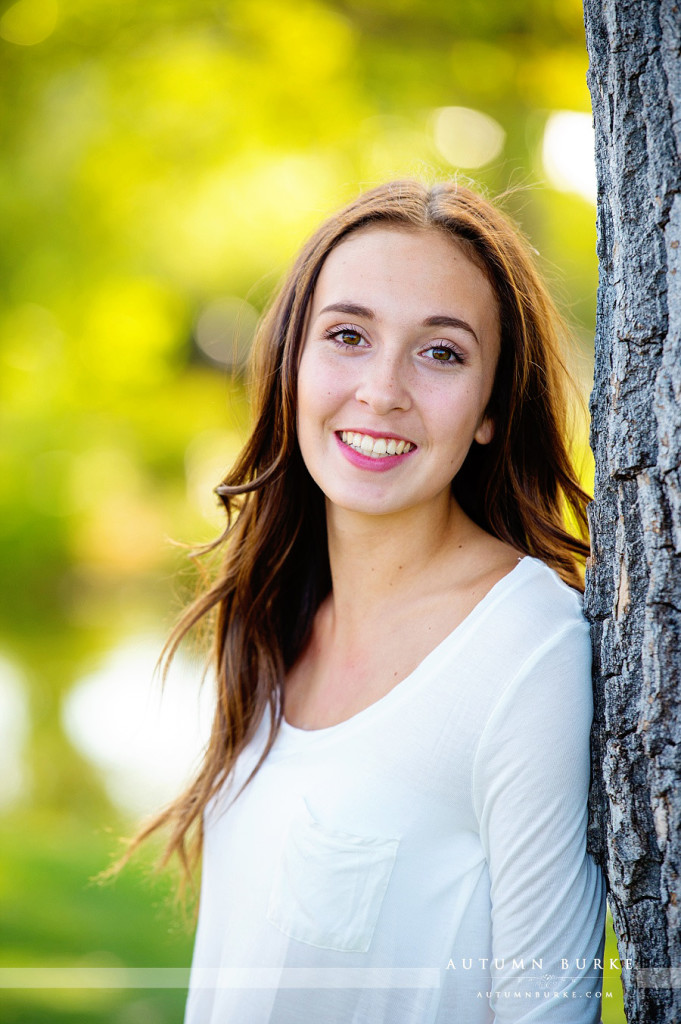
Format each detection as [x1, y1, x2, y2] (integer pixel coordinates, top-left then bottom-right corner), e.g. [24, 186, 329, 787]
[0, 0, 624, 1020]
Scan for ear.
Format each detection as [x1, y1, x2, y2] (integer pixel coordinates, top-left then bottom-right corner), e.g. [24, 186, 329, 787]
[474, 415, 494, 446]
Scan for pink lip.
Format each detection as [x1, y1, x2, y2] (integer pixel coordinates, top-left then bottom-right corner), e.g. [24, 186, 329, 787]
[334, 432, 416, 472]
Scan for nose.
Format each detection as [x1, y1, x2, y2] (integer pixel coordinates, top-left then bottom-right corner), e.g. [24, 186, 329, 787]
[354, 349, 412, 414]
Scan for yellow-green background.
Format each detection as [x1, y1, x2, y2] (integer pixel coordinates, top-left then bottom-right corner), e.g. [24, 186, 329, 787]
[0, 0, 624, 1020]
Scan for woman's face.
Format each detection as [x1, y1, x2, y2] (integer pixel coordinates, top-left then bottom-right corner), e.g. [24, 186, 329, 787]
[296, 225, 500, 520]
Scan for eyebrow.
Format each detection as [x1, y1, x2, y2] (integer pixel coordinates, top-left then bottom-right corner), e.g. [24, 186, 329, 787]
[316, 302, 479, 345]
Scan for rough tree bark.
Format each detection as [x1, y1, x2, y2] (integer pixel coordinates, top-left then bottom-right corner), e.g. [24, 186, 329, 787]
[582, 1, 681, 1021]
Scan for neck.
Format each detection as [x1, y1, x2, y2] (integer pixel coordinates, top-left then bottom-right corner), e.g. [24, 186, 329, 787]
[325, 496, 473, 626]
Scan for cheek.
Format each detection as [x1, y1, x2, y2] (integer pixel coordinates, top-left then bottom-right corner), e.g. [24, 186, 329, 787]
[427, 382, 486, 443]
[296, 363, 332, 447]
[426, 381, 473, 422]
[297, 353, 347, 428]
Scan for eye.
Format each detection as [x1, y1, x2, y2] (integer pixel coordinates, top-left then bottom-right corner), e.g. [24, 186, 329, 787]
[423, 344, 463, 364]
[326, 326, 367, 348]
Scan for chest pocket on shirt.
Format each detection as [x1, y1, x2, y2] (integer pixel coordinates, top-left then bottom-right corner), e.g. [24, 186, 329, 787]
[266, 799, 400, 953]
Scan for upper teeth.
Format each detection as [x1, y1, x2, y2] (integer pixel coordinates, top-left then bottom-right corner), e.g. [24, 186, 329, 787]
[340, 431, 413, 457]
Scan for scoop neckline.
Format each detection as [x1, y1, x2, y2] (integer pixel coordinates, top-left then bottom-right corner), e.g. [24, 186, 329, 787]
[275, 554, 540, 751]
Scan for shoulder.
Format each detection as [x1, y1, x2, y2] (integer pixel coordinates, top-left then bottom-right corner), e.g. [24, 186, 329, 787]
[465, 555, 592, 745]
[458, 552, 588, 679]
[476, 557, 592, 740]
[485, 554, 588, 647]
[443, 552, 590, 696]
[500, 555, 591, 688]
[458, 529, 585, 639]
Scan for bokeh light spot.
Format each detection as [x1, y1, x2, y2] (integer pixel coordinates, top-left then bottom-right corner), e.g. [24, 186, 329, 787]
[542, 111, 596, 203]
[194, 297, 259, 371]
[430, 106, 505, 169]
[62, 635, 213, 817]
[0, 0, 58, 46]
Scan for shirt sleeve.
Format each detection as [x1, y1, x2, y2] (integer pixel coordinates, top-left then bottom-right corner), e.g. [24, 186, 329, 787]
[471, 620, 607, 1023]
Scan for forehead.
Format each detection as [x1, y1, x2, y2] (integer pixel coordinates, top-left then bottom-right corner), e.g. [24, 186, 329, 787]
[310, 225, 499, 339]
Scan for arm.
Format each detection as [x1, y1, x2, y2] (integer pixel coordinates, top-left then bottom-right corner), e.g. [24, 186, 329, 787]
[472, 621, 606, 1023]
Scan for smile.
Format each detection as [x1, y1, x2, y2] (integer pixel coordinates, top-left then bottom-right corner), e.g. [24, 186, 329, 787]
[339, 430, 414, 458]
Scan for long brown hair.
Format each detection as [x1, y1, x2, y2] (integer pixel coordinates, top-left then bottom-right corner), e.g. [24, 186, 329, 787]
[127, 179, 591, 884]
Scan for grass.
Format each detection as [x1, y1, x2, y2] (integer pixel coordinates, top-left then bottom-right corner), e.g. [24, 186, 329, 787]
[0, 809, 193, 1024]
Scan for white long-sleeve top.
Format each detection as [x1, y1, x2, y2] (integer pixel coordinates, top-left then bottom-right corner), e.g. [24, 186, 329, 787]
[185, 555, 606, 1023]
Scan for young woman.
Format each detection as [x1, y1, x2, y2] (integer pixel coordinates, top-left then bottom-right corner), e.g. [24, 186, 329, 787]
[140, 180, 606, 1022]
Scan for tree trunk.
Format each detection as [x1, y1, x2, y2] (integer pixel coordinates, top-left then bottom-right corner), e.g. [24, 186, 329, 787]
[582, 1, 681, 1021]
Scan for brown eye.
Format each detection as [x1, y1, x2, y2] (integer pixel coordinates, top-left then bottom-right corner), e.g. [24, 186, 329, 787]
[336, 330, 363, 346]
[428, 345, 458, 362]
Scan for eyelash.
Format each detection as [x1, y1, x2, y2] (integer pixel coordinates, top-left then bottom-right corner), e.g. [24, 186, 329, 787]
[323, 325, 465, 365]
